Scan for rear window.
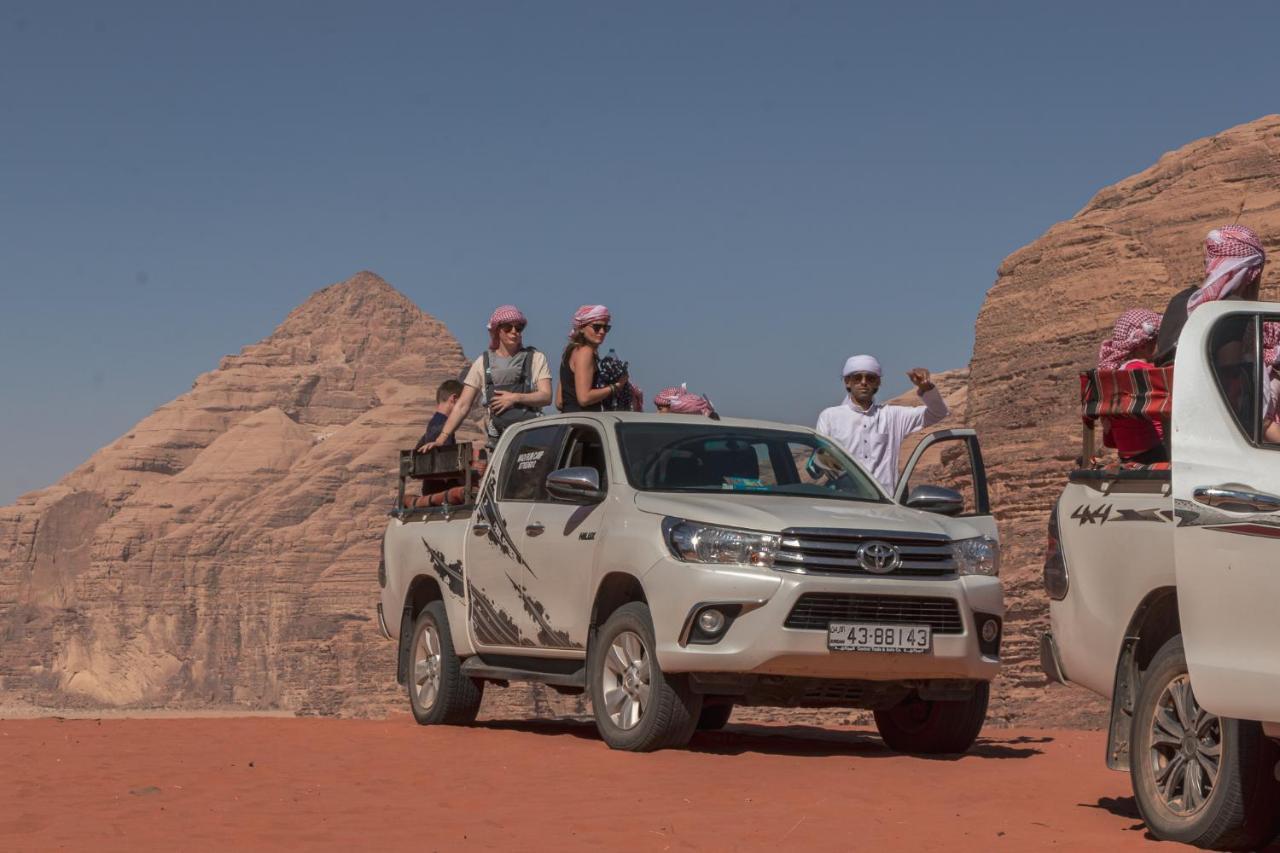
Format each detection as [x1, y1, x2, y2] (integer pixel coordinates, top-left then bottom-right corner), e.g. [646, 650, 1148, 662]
[615, 423, 883, 502]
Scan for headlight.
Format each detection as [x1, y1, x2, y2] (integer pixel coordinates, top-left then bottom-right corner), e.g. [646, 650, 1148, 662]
[951, 536, 1000, 576]
[663, 518, 780, 568]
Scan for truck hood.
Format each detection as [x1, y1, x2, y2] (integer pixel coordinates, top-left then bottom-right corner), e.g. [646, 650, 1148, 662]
[633, 491, 971, 538]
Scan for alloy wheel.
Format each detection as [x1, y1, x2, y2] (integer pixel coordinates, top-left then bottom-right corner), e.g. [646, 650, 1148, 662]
[414, 622, 442, 711]
[601, 630, 651, 730]
[1148, 674, 1222, 816]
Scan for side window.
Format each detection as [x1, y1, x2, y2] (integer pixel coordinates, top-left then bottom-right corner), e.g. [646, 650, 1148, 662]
[559, 426, 609, 494]
[899, 437, 983, 516]
[499, 425, 565, 501]
[1207, 314, 1279, 445]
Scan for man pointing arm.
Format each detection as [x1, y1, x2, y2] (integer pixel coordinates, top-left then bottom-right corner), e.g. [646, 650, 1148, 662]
[815, 355, 948, 495]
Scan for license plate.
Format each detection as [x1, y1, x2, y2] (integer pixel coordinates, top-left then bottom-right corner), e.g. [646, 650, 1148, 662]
[827, 622, 931, 653]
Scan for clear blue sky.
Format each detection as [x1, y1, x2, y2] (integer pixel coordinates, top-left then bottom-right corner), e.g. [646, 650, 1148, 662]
[4, 1, 1279, 503]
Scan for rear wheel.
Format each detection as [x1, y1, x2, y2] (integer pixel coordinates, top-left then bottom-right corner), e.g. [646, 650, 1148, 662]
[589, 602, 702, 751]
[408, 601, 483, 725]
[1130, 636, 1280, 850]
[873, 681, 988, 754]
[696, 701, 735, 731]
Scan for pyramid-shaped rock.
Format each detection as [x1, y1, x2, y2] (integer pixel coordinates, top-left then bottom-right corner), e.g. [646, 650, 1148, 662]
[0, 272, 470, 715]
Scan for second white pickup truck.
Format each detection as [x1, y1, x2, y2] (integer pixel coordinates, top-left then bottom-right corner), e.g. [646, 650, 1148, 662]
[1043, 301, 1280, 849]
[380, 414, 1002, 752]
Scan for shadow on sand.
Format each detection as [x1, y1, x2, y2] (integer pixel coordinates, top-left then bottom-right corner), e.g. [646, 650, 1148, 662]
[475, 718, 1048, 760]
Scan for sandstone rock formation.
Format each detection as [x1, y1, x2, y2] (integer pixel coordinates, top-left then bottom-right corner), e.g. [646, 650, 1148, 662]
[0, 272, 474, 715]
[967, 114, 1280, 726]
[6, 116, 1279, 729]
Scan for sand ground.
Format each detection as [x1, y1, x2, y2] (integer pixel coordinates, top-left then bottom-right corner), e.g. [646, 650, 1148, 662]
[0, 715, 1256, 851]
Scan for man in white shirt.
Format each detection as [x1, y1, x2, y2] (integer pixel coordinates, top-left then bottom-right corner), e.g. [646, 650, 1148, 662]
[815, 354, 948, 495]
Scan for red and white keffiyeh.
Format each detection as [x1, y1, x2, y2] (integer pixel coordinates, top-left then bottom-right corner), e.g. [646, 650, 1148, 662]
[486, 305, 527, 350]
[1187, 225, 1266, 315]
[570, 304, 610, 339]
[654, 383, 717, 417]
[1098, 308, 1162, 370]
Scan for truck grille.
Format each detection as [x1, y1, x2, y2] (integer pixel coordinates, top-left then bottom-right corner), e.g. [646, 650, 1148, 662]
[775, 528, 955, 577]
[784, 593, 965, 634]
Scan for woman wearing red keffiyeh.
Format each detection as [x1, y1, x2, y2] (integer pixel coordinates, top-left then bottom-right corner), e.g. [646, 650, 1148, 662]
[558, 305, 635, 413]
[1098, 308, 1167, 464]
[421, 304, 552, 451]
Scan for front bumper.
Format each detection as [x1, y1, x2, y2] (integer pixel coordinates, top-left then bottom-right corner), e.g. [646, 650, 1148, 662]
[644, 557, 1002, 682]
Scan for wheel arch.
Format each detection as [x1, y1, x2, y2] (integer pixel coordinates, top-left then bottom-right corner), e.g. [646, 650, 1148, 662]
[1106, 586, 1180, 771]
[590, 572, 648, 630]
[397, 575, 444, 685]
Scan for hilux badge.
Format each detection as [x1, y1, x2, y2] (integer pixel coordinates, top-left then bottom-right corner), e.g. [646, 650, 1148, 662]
[858, 541, 901, 573]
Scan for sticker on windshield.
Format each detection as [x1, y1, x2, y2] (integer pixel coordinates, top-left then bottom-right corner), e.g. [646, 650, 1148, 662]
[516, 449, 545, 471]
[723, 476, 768, 491]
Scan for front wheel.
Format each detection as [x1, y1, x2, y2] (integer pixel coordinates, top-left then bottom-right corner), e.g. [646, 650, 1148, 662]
[873, 681, 988, 754]
[1130, 636, 1280, 850]
[588, 602, 702, 751]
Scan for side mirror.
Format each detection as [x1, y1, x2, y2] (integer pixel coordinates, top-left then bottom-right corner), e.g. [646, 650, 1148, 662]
[904, 484, 964, 516]
[546, 467, 604, 503]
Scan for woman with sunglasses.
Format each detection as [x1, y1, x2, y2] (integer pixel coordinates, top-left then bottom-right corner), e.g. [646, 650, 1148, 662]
[421, 304, 552, 451]
[559, 305, 628, 413]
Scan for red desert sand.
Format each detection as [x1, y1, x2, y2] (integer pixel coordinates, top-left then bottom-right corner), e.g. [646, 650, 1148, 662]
[0, 715, 1212, 851]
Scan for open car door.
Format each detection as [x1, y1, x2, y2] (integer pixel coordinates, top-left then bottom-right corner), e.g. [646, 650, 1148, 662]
[1173, 302, 1280, 721]
[896, 428, 997, 542]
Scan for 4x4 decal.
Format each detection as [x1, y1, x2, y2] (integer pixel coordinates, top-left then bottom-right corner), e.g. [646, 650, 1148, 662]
[1071, 504, 1173, 526]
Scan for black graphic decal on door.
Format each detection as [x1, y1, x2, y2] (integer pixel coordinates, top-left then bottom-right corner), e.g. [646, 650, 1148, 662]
[506, 573, 582, 650]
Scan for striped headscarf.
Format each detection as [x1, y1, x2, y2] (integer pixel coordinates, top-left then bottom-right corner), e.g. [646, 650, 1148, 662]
[654, 384, 717, 417]
[486, 305, 527, 350]
[1098, 308, 1161, 370]
[1187, 225, 1266, 315]
[570, 304, 611, 339]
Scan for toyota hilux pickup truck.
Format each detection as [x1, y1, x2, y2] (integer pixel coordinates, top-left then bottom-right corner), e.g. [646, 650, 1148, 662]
[379, 412, 1002, 752]
[1042, 300, 1280, 849]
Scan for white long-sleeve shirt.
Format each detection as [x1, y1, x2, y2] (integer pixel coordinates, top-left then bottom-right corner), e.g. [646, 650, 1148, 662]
[815, 388, 949, 495]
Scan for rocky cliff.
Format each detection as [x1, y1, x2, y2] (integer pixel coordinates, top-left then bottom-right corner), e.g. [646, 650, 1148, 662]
[966, 114, 1280, 725]
[0, 272, 472, 715]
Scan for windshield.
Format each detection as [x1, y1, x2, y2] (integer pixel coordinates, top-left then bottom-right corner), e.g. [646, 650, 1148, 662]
[615, 422, 884, 502]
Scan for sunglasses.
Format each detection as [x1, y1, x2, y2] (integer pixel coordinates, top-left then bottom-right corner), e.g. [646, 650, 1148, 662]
[498, 323, 526, 333]
[590, 323, 612, 333]
[846, 372, 879, 384]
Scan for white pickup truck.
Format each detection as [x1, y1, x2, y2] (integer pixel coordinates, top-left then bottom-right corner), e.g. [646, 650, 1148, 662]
[1043, 300, 1280, 849]
[378, 413, 1002, 752]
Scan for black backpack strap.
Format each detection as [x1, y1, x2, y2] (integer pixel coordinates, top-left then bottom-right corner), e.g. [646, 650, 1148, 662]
[482, 350, 493, 403]
[519, 347, 536, 393]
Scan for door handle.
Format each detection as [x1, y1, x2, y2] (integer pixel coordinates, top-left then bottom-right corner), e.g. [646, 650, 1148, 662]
[1192, 486, 1280, 513]
[472, 522, 490, 535]
[525, 522, 545, 536]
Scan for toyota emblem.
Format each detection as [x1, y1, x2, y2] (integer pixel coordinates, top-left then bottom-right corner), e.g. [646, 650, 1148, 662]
[857, 540, 901, 574]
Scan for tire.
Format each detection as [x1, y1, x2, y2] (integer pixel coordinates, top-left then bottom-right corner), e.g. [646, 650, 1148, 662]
[1130, 636, 1280, 850]
[873, 681, 989, 755]
[407, 601, 483, 726]
[588, 601, 702, 751]
[696, 701, 735, 731]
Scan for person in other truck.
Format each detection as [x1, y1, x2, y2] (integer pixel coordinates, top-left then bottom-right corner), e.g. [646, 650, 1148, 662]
[1154, 225, 1266, 366]
[1097, 308, 1167, 465]
[422, 305, 553, 451]
[815, 355, 948, 494]
[414, 379, 464, 452]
